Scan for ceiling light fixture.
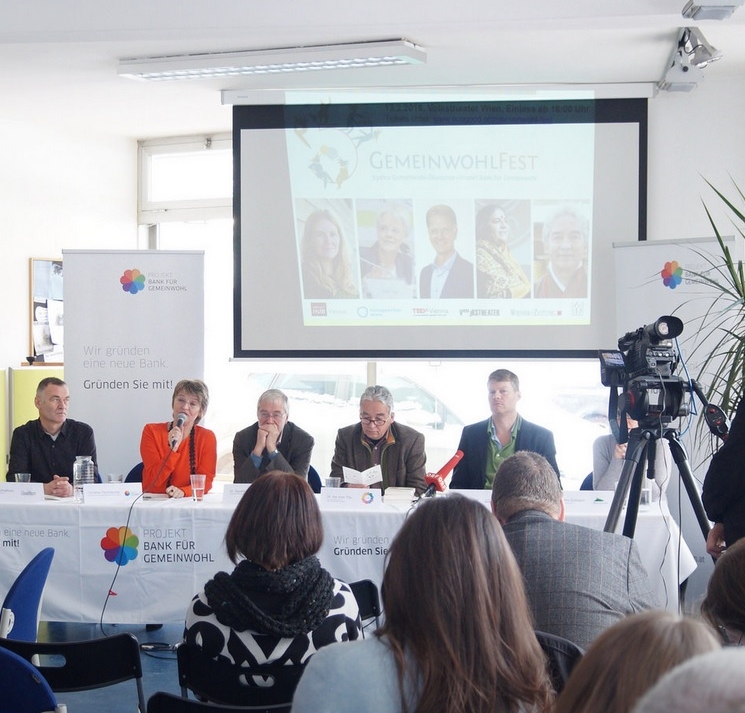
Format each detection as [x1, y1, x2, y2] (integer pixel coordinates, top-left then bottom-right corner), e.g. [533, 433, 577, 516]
[118, 39, 426, 81]
[658, 27, 720, 91]
[681, 0, 744, 20]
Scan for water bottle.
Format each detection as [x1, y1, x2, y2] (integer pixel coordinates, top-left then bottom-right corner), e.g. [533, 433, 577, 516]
[73, 455, 95, 502]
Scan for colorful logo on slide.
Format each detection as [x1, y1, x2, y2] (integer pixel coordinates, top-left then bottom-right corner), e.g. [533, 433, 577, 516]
[361, 491, 375, 505]
[100, 526, 139, 565]
[120, 269, 146, 294]
[660, 261, 683, 289]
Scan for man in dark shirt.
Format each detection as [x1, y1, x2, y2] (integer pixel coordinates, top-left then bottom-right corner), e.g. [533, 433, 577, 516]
[7, 377, 99, 497]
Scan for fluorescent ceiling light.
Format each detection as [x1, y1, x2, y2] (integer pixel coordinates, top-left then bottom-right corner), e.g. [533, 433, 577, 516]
[118, 39, 426, 81]
[681, 0, 744, 20]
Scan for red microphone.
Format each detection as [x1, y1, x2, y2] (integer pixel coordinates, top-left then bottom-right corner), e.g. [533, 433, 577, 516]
[421, 450, 464, 498]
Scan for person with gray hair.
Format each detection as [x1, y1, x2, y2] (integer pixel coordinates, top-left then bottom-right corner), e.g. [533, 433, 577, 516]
[491, 451, 657, 650]
[330, 385, 426, 494]
[233, 388, 314, 482]
[631, 648, 745, 713]
[534, 205, 589, 299]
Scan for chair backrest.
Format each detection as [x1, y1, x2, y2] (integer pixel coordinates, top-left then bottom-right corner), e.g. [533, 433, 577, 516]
[126, 461, 144, 482]
[0, 645, 66, 713]
[0, 632, 146, 713]
[535, 630, 585, 694]
[307, 465, 322, 494]
[148, 691, 255, 713]
[349, 579, 381, 635]
[176, 641, 305, 710]
[0, 547, 55, 641]
[579, 472, 594, 490]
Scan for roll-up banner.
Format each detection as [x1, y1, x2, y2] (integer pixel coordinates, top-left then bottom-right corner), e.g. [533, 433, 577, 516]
[63, 250, 204, 478]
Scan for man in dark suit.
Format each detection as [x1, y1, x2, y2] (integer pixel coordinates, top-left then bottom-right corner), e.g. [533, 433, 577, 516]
[419, 204, 475, 298]
[233, 388, 314, 482]
[491, 451, 658, 650]
[450, 368, 559, 490]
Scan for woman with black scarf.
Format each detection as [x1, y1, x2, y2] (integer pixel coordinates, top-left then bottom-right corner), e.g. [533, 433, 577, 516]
[184, 471, 362, 667]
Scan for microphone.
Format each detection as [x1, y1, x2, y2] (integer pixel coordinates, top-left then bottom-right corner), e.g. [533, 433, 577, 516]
[421, 450, 464, 499]
[170, 413, 187, 449]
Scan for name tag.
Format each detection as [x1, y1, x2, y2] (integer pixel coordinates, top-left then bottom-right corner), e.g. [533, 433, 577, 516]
[83, 482, 142, 502]
[321, 488, 382, 509]
[0, 482, 45, 503]
[222, 483, 250, 503]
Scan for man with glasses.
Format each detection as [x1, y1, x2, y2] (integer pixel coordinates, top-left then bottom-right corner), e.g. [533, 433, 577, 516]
[330, 385, 426, 494]
[233, 388, 314, 482]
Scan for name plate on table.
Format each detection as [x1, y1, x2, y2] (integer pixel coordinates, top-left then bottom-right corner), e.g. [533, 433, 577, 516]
[448, 489, 492, 508]
[0, 482, 44, 503]
[83, 482, 142, 502]
[321, 488, 382, 510]
[223, 483, 250, 503]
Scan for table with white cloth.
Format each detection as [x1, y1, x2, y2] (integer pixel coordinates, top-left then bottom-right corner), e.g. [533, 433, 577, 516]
[0, 490, 696, 623]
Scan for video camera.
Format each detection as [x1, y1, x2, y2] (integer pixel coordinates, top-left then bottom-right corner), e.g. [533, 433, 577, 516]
[599, 315, 688, 434]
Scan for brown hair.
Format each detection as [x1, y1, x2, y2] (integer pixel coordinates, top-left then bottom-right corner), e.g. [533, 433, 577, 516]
[487, 368, 519, 391]
[491, 451, 562, 522]
[554, 610, 720, 713]
[701, 537, 745, 640]
[378, 494, 554, 713]
[224, 471, 323, 570]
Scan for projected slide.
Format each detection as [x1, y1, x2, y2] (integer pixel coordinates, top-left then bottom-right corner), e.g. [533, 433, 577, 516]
[288, 120, 593, 327]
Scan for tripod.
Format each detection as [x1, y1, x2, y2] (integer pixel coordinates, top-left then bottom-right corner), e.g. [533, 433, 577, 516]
[602, 424, 711, 541]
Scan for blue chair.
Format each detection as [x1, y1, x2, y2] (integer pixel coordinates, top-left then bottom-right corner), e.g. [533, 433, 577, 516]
[0, 547, 55, 641]
[307, 465, 322, 494]
[580, 472, 594, 490]
[126, 462, 144, 482]
[0, 645, 65, 713]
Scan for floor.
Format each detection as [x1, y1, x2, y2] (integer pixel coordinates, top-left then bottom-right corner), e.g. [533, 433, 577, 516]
[37, 621, 184, 713]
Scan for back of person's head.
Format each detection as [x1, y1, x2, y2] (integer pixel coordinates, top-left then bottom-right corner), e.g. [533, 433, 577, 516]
[555, 610, 721, 713]
[491, 451, 562, 522]
[701, 537, 745, 644]
[224, 471, 322, 569]
[631, 647, 745, 713]
[378, 494, 553, 713]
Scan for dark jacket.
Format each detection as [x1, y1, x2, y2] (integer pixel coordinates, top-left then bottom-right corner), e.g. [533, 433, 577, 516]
[233, 421, 314, 482]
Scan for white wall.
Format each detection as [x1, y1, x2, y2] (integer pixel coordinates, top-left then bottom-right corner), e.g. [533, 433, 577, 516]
[0, 121, 137, 370]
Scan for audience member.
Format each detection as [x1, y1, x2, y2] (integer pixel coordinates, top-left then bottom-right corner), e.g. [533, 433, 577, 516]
[450, 368, 559, 490]
[184, 472, 361, 670]
[631, 648, 745, 713]
[554, 610, 720, 713]
[534, 205, 589, 298]
[491, 451, 658, 650]
[593, 413, 673, 499]
[359, 201, 415, 298]
[233, 389, 314, 482]
[475, 202, 531, 299]
[419, 204, 475, 298]
[300, 208, 359, 299]
[291, 495, 554, 713]
[702, 396, 745, 558]
[330, 385, 426, 494]
[700, 537, 745, 646]
[7, 376, 99, 497]
[140, 378, 216, 498]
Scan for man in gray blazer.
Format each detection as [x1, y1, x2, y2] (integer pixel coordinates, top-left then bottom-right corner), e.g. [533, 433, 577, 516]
[491, 451, 658, 650]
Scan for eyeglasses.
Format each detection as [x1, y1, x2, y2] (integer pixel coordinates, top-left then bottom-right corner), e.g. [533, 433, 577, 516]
[259, 411, 286, 420]
[360, 416, 389, 427]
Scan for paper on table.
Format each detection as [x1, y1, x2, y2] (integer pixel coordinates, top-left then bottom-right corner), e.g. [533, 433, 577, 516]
[342, 465, 382, 486]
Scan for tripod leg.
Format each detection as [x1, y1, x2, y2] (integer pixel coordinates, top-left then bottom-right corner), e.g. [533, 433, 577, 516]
[604, 431, 649, 534]
[664, 431, 711, 543]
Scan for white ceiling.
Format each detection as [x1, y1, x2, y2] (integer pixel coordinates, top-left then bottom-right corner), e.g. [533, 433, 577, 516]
[1, 0, 744, 140]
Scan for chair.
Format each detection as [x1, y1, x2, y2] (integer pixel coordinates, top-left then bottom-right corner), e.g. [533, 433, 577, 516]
[147, 691, 254, 713]
[0, 645, 66, 713]
[579, 472, 594, 490]
[126, 461, 144, 482]
[307, 465, 322, 494]
[176, 641, 305, 710]
[0, 547, 55, 641]
[0, 632, 147, 713]
[349, 579, 381, 635]
[535, 630, 585, 694]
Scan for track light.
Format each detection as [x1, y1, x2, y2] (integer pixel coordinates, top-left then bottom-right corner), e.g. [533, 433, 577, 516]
[684, 27, 722, 67]
[658, 27, 720, 92]
[682, 0, 744, 20]
[118, 39, 426, 81]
